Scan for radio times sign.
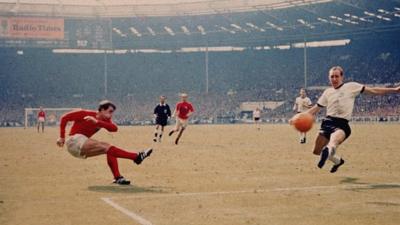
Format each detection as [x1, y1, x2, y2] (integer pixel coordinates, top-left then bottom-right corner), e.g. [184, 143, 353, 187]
[0, 17, 64, 40]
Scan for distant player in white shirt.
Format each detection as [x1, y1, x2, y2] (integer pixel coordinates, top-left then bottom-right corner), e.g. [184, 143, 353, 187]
[306, 66, 400, 173]
[253, 107, 261, 130]
[293, 88, 312, 143]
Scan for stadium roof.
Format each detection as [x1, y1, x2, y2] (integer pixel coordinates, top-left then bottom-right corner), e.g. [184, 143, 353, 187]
[0, 0, 399, 49]
[0, 0, 331, 17]
[107, 0, 400, 48]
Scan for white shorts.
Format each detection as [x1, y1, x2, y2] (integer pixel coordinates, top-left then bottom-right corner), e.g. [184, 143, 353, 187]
[66, 134, 88, 159]
[38, 117, 45, 123]
[175, 118, 188, 129]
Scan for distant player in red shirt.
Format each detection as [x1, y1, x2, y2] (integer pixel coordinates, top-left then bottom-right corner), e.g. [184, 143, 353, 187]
[56, 100, 152, 185]
[168, 93, 194, 145]
[37, 106, 46, 133]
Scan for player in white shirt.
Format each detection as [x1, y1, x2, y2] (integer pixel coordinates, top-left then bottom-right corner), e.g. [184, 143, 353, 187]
[306, 66, 400, 173]
[293, 88, 312, 143]
[253, 107, 261, 130]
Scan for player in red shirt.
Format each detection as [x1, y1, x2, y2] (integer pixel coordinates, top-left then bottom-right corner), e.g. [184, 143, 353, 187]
[56, 100, 152, 185]
[37, 106, 46, 133]
[168, 93, 194, 145]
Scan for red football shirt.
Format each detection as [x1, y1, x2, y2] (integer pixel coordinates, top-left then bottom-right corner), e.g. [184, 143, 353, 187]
[38, 111, 45, 118]
[59, 110, 117, 138]
[176, 101, 194, 120]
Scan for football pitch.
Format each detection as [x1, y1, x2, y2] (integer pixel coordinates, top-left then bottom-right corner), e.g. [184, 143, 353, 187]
[1, 124, 400, 225]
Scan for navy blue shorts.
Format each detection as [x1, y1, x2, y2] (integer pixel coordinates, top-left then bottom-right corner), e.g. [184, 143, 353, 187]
[156, 118, 168, 126]
[319, 116, 351, 140]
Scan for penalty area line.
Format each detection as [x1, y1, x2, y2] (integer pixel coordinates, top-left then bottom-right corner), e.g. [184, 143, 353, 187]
[108, 182, 400, 200]
[101, 197, 153, 225]
[101, 182, 400, 223]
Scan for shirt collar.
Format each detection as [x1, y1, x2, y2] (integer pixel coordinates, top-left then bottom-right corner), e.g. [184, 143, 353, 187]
[334, 83, 345, 90]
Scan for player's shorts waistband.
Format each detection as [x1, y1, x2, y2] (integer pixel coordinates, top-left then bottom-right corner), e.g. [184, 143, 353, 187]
[326, 116, 349, 123]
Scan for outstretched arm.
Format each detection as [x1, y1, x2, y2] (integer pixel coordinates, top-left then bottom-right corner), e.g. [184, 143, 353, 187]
[58, 110, 84, 147]
[289, 104, 320, 125]
[84, 116, 118, 132]
[59, 110, 84, 139]
[96, 120, 118, 132]
[306, 104, 322, 116]
[364, 86, 400, 95]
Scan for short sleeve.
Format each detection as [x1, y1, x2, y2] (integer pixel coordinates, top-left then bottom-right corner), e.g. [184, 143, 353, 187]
[295, 97, 300, 105]
[307, 97, 312, 105]
[347, 82, 365, 96]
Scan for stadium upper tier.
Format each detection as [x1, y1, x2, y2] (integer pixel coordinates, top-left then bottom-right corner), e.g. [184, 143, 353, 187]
[0, 0, 331, 17]
[0, 36, 399, 124]
[0, 0, 399, 48]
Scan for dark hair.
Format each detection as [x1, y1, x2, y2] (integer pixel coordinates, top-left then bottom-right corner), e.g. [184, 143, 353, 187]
[98, 100, 116, 112]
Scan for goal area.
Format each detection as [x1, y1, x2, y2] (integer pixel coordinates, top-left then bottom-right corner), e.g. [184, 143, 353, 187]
[24, 108, 80, 129]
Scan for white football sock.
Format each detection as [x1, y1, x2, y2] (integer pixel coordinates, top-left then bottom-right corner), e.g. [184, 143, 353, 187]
[328, 147, 341, 165]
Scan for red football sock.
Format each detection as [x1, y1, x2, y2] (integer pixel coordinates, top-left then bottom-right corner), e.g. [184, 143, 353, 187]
[108, 146, 138, 160]
[107, 154, 121, 179]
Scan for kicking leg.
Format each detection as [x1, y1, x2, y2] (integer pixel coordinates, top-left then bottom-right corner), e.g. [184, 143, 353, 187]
[81, 139, 128, 184]
[327, 130, 346, 173]
[313, 134, 329, 155]
[107, 145, 152, 165]
[81, 139, 152, 184]
[317, 129, 346, 169]
[313, 134, 331, 169]
[81, 138, 111, 157]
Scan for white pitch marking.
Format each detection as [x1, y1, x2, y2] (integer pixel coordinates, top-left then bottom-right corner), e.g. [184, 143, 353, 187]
[109, 182, 400, 200]
[101, 197, 153, 225]
[101, 183, 400, 223]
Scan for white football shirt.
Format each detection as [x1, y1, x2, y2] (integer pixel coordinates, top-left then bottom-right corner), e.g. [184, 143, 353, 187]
[317, 82, 365, 120]
[253, 110, 261, 118]
[295, 97, 312, 113]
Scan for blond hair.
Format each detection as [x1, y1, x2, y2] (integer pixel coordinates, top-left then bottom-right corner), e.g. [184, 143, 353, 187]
[329, 66, 344, 76]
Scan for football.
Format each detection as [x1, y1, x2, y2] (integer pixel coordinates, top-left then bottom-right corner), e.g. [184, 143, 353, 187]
[291, 113, 314, 132]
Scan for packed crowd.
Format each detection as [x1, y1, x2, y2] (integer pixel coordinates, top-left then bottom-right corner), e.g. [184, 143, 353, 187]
[1, 38, 399, 126]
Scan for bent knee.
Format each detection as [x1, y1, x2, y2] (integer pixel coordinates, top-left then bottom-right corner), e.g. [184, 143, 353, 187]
[313, 147, 322, 155]
[99, 142, 111, 151]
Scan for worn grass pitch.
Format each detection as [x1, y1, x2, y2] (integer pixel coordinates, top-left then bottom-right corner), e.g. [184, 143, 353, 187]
[1, 124, 399, 225]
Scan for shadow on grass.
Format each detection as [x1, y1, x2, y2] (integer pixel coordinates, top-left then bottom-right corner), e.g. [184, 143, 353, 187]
[340, 177, 368, 185]
[340, 177, 400, 191]
[88, 185, 166, 194]
[367, 201, 400, 207]
[349, 183, 400, 191]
